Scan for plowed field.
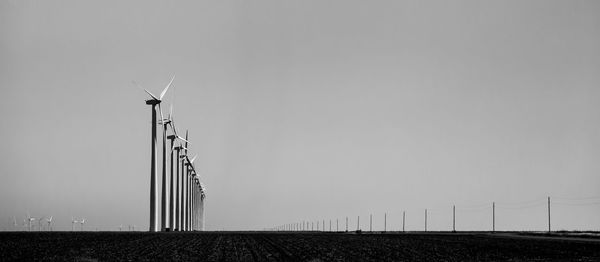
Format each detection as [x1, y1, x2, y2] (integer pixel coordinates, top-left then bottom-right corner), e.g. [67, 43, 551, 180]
[1, 232, 599, 261]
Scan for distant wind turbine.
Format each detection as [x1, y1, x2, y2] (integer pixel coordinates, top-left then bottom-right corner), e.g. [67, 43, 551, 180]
[46, 216, 53, 231]
[71, 217, 78, 231]
[26, 213, 35, 232]
[37, 217, 44, 231]
[80, 218, 85, 231]
[134, 75, 175, 232]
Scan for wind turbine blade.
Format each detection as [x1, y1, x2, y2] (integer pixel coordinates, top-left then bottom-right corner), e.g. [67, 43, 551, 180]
[133, 81, 159, 100]
[159, 74, 175, 100]
[190, 155, 198, 163]
[184, 130, 189, 154]
[169, 104, 173, 120]
[177, 136, 189, 143]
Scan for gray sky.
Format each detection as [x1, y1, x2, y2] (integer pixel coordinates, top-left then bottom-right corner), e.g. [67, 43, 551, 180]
[1, 0, 599, 231]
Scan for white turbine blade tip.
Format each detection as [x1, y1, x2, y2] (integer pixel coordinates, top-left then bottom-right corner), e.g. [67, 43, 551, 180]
[159, 74, 175, 100]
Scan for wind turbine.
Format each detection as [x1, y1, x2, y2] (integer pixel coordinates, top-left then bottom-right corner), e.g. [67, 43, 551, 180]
[13, 216, 17, 231]
[37, 217, 44, 231]
[173, 142, 187, 231]
[199, 182, 206, 231]
[26, 213, 35, 232]
[185, 154, 197, 231]
[164, 106, 188, 231]
[135, 75, 175, 232]
[71, 217, 78, 231]
[80, 218, 85, 231]
[159, 106, 189, 232]
[180, 131, 189, 230]
[157, 105, 169, 232]
[46, 216, 53, 231]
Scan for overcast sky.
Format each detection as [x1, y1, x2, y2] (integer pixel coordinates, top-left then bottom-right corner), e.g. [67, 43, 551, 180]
[1, 0, 599, 231]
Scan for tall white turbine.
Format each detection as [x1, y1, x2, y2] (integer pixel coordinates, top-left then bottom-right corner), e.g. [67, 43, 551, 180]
[185, 155, 197, 231]
[200, 183, 206, 231]
[164, 108, 188, 231]
[80, 218, 85, 231]
[180, 131, 189, 230]
[174, 143, 187, 231]
[158, 106, 169, 232]
[191, 177, 197, 230]
[135, 75, 175, 232]
[174, 144, 183, 231]
[180, 149, 187, 231]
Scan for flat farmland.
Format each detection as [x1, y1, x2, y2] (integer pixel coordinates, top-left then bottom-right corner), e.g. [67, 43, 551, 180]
[1, 232, 599, 261]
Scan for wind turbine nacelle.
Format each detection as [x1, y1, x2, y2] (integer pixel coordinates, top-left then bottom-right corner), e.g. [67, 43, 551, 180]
[145, 100, 161, 105]
[167, 135, 176, 139]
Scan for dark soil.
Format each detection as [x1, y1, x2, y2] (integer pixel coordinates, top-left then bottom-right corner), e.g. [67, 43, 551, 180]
[1, 231, 599, 261]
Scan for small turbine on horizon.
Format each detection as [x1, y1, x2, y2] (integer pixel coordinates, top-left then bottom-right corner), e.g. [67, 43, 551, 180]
[26, 213, 35, 232]
[37, 216, 44, 231]
[71, 217, 78, 231]
[46, 216, 53, 231]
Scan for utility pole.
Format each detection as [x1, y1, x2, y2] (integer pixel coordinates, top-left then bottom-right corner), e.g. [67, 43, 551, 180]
[452, 205, 456, 232]
[492, 202, 495, 233]
[402, 211, 406, 232]
[424, 209, 427, 232]
[548, 196, 551, 233]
